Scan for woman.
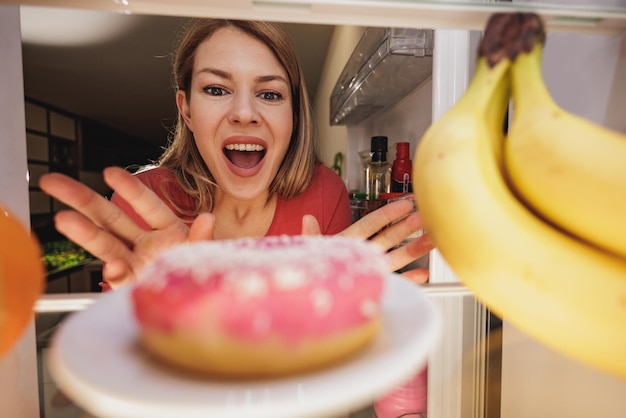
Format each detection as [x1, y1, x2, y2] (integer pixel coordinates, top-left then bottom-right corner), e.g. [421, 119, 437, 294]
[40, 18, 432, 289]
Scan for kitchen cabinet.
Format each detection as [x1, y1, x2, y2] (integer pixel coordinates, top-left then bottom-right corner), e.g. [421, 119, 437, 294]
[22, 96, 160, 294]
[0, 1, 625, 417]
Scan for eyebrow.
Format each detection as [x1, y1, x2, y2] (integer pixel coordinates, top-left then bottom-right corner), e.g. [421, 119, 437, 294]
[196, 67, 289, 85]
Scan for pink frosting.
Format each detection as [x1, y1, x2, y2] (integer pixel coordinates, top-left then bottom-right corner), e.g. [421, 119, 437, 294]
[131, 236, 387, 346]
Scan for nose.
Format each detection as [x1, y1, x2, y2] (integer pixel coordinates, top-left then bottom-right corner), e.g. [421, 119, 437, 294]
[228, 93, 259, 125]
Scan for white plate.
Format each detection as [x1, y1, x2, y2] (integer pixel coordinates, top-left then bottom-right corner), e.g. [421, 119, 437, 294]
[48, 273, 441, 418]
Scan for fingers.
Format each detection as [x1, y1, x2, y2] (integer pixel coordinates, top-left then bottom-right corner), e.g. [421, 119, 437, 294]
[40, 172, 145, 245]
[102, 259, 135, 289]
[407, 231, 435, 256]
[189, 213, 215, 241]
[103, 167, 181, 231]
[301, 215, 322, 235]
[39, 172, 95, 208]
[400, 268, 430, 284]
[339, 199, 431, 277]
[369, 211, 423, 252]
[341, 199, 415, 240]
[384, 232, 434, 272]
[101, 214, 214, 289]
[53, 210, 134, 264]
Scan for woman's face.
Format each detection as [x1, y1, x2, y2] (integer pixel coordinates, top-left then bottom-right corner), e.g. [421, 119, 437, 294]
[177, 26, 293, 202]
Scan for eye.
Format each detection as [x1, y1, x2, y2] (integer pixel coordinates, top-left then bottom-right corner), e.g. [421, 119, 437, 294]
[258, 91, 283, 101]
[203, 86, 228, 96]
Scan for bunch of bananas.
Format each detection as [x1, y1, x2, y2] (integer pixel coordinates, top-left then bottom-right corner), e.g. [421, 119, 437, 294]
[413, 12, 626, 379]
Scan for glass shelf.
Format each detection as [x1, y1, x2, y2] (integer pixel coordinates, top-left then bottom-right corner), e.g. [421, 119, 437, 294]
[5, 0, 626, 35]
[330, 27, 434, 125]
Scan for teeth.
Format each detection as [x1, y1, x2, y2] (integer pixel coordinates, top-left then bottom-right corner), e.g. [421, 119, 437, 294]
[224, 144, 265, 151]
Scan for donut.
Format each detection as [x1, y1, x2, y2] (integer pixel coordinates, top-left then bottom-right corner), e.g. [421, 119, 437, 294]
[131, 235, 388, 377]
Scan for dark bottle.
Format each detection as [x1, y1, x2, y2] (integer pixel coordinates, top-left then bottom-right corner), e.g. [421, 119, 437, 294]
[365, 136, 391, 200]
[391, 141, 413, 193]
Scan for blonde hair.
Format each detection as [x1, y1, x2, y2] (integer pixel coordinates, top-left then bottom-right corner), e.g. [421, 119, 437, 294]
[158, 19, 317, 214]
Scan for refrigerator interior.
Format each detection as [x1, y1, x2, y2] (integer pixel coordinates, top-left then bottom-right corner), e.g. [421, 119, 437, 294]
[328, 19, 626, 418]
[0, 1, 625, 417]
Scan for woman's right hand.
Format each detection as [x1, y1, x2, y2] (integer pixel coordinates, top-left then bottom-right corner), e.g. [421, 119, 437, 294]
[39, 167, 215, 289]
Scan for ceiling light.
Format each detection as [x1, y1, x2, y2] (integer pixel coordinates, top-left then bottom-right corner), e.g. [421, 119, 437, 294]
[20, 6, 136, 46]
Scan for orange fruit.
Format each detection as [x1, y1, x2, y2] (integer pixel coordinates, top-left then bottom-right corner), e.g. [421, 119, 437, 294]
[0, 203, 45, 357]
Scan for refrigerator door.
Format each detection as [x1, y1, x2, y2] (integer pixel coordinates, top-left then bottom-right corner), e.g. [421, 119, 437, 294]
[1, 1, 625, 417]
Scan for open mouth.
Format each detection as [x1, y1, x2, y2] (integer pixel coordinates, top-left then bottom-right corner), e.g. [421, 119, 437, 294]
[223, 144, 266, 169]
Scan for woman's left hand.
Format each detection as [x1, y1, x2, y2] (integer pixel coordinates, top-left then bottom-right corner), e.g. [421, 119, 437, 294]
[302, 198, 433, 284]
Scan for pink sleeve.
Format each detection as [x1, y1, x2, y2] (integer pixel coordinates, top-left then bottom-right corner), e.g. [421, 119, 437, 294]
[109, 166, 193, 230]
[317, 165, 353, 235]
[267, 164, 352, 236]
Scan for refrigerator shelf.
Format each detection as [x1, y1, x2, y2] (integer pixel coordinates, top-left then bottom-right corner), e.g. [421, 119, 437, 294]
[4, 0, 626, 35]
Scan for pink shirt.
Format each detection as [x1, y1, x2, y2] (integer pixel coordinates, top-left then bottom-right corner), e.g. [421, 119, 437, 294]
[111, 163, 352, 236]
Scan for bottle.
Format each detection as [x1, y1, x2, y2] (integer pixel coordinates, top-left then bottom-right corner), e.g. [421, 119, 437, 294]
[365, 136, 391, 200]
[373, 366, 428, 418]
[391, 141, 413, 193]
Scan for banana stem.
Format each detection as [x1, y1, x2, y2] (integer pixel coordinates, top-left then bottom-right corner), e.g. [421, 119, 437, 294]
[477, 13, 549, 119]
[478, 13, 551, 125]
[479, 12, 546, 68]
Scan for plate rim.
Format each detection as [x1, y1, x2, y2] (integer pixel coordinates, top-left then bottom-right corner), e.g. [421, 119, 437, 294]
[48, 273, 442, 418]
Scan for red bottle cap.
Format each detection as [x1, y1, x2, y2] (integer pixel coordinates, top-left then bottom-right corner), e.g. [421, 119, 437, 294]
[396, 142, 410, 158]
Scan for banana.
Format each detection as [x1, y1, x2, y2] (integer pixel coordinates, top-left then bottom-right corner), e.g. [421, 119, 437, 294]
[413, 13, 626, 379]
[504, 34, 626, 259]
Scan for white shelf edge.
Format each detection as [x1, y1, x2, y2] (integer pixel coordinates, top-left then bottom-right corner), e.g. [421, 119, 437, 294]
[3, 0, 626, 35]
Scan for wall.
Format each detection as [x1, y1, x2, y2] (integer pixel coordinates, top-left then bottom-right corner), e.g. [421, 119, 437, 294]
[542, 32, 625, 129]
[315, 26, 434, 193]
[26, 98, 162, 244]
[345, 78, 433, 192]
[313, 25, 365, 183]
[500, 31, 626, 418]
